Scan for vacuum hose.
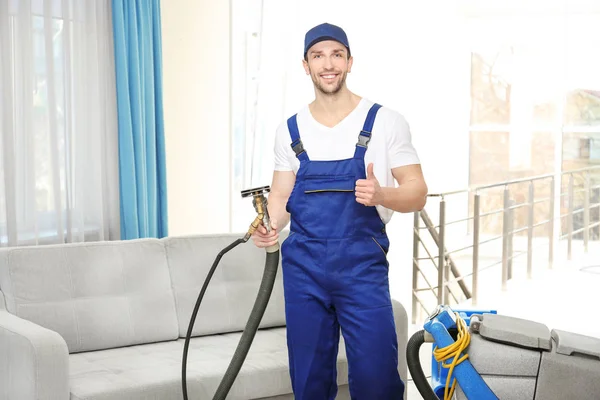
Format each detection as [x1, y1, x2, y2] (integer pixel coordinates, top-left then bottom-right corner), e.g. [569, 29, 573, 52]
[406, 330, 438, 400]
[181, 238, 280, 400]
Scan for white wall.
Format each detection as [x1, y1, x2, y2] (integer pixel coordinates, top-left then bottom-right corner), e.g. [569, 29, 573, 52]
[161, 0, 231, 236]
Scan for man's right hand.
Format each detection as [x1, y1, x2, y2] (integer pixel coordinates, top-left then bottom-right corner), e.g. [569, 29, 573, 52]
[252, 218, 279, 248]
[252, 170, 295, 248]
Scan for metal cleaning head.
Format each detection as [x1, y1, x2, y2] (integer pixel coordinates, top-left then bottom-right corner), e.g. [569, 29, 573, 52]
[241, 185, 272, 234]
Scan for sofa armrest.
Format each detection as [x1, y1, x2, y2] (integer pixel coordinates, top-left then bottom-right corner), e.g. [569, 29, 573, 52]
[0, 310, 69, 400]
[391, 299, 408, 400]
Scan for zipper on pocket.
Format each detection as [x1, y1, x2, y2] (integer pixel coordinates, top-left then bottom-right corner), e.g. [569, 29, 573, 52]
[303, 175, 355, 194]
[372, 237, 387, 256]
[304, 189, 353, 194]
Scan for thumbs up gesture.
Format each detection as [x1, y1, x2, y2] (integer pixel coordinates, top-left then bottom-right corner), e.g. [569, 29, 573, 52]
[355, 163, 384, 206]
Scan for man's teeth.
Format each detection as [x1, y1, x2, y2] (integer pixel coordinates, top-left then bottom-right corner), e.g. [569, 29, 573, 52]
[322, 75, 336, 78]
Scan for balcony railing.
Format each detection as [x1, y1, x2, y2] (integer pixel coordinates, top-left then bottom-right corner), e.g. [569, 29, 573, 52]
[412, 166, 600, 323]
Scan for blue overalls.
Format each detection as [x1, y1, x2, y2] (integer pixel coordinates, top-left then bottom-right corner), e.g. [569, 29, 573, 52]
[281, 103, 405, 399]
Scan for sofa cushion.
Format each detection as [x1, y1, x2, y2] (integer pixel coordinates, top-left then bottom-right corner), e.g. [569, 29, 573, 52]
[0, 239, 179, 353]
[164, 234, 287, 337]
[68, 327, 349, 400]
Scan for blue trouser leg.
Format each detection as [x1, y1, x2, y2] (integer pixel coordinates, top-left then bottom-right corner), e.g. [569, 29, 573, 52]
[337, 304, 404, 398]
[285, 301, 340, 399]
[330, 237, 405, 399]
[282, 238, 339, 400]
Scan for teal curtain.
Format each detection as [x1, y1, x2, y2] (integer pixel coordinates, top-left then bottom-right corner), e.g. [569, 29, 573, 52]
[112, 0, 168, 239]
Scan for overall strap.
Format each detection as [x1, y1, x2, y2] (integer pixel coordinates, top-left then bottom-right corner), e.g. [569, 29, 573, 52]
[287, 114, 309, 162]
[354, 103, 382, 159]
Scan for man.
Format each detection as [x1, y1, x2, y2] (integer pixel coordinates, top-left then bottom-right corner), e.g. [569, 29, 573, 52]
[252, 22, 427, 399]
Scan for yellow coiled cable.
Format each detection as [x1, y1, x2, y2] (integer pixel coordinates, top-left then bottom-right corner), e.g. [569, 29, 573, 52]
[432, 313, 471, 400]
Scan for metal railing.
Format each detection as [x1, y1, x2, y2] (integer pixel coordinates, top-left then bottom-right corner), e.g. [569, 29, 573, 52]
[412, 166, 600, 323]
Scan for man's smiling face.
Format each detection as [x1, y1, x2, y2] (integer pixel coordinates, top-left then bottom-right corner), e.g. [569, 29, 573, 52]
[303, 40, 353, 95]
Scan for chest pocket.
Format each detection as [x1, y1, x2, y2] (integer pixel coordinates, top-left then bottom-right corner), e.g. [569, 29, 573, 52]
[298, 175, 357, 234]
[303, 175, 355, 194]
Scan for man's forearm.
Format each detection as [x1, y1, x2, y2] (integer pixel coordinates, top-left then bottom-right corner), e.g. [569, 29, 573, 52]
[267, 193, 291, 230]
[381, 180, 427, 213]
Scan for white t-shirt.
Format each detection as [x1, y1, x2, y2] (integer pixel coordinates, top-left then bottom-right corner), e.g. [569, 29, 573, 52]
[273, 98, 421, 224]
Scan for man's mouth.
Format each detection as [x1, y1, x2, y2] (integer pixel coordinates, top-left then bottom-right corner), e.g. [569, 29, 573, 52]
[320, 73, 338, 81]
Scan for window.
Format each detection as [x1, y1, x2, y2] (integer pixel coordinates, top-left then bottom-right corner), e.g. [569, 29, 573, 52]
[1, 0, 119, 246]
[467, 10, 600, 237]
[470, 50, 512, 127]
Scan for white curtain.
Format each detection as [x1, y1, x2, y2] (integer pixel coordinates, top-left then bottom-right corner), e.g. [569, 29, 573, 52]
[0, 0, 120, 247]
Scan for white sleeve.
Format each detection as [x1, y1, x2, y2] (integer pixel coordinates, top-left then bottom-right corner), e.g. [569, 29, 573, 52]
[273, 122, 294, 171]
[388, 113, 421, 168]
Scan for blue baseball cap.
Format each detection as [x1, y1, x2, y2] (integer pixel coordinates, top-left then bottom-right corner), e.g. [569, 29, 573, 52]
[304, 23, 350, 58]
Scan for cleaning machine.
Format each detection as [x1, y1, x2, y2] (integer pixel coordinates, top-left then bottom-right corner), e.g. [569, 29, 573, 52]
[181, 186, 279, 400]
[407, 305, 600, 399]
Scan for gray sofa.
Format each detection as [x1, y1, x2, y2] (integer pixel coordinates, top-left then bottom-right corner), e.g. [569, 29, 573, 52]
[0, 232, 408, 400]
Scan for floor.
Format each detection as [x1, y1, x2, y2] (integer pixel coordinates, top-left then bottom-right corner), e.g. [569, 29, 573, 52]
[403, 241, 600, 399]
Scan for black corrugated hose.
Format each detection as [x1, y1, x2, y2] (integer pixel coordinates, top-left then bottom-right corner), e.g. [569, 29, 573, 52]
[407, 329, 439, 400]
[181, 238, 280, 400]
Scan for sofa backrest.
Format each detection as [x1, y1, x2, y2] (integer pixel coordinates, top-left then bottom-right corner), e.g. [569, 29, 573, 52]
[0, 239, 179, 353]
[0, 233, 288, 352]
[164, 233, 287, 337]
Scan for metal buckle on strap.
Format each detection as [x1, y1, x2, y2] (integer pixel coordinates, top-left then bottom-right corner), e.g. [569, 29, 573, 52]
[357, 131, 371, 148]
[291, 141, 305, 156]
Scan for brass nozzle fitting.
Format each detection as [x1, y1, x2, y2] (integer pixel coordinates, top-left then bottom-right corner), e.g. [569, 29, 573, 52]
[243, 213, 265, 242]
[240, 186, 273, 242]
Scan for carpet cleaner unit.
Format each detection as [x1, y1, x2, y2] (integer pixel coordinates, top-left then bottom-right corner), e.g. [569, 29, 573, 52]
[407, 305, 600, 399]
[181, 186, 279, 400]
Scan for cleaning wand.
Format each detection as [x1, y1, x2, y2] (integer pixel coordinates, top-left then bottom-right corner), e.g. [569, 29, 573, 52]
[182, 185, 280, 400]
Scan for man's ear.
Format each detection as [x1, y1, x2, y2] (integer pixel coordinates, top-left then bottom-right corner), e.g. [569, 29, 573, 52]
[303, 58, 310, 75]
[348, 56, 353, 73]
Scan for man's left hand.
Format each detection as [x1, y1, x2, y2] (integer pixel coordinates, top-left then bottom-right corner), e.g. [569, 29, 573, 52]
[355, 163, 384, 206]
